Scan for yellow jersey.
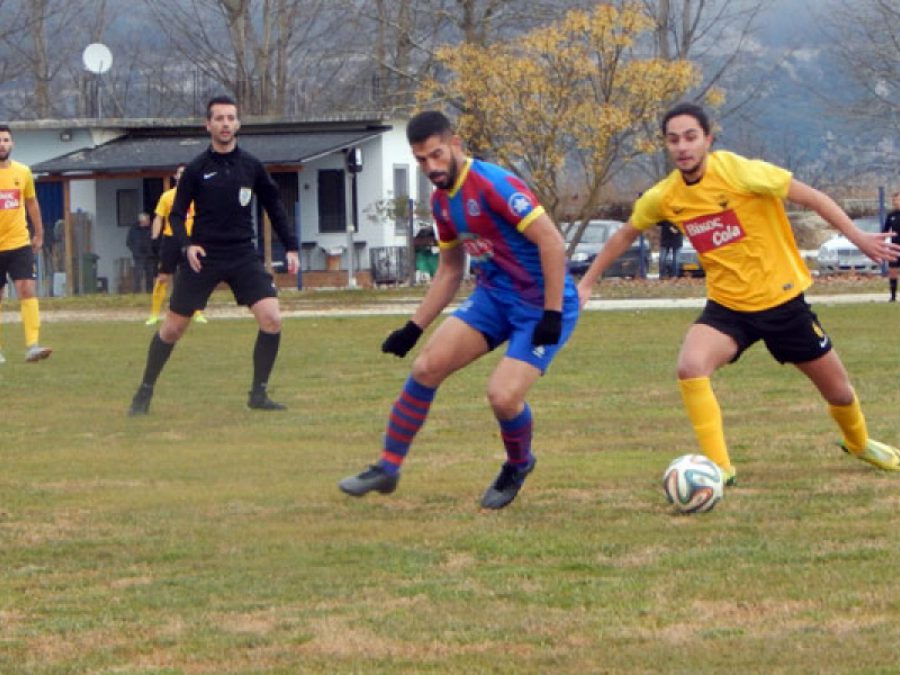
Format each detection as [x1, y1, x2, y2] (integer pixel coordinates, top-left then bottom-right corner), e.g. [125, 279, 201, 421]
[0, 160, 36, 251]
[631, 150, 809, 312]
[154, 187, 194, 237]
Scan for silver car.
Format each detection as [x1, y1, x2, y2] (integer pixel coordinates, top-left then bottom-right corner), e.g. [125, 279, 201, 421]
[566, 219, 650, 278]
[676, 239, 704, 277]
[816, 217, 883, 274]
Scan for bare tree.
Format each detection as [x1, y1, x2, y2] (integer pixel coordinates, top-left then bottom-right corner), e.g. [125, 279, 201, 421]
[821, 0, 899, 124]
[342, 0, 585, 112]
[142, 0, 357, 117]
[0, 0, 101, 118]
[629, 0, 775, 179]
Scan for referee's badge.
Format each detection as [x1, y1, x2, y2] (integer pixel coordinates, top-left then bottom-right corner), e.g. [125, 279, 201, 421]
[239, 187, 252, 206]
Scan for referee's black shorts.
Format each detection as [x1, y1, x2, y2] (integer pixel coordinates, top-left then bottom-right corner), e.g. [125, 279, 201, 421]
[169, 247, 276, 317]
[695, 294, 832, 365]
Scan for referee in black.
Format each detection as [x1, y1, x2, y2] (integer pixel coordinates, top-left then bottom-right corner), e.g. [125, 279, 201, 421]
[129, 94, 300, 415]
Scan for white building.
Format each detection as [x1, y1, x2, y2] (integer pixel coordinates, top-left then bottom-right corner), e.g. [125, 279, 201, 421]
[14, 115, 431, 294]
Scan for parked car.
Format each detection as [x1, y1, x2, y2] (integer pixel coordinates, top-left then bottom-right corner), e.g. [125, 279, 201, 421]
[816, 216, 883, 274]
[677, 239, 705, 277]
[566, 219, 650, 278]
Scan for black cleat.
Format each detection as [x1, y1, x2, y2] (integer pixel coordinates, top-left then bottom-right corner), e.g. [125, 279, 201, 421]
[128, 384, 154, 416]
[480, 455, 537, 510]
[247, 389, 287, 411]
[338, 464, 399, 496]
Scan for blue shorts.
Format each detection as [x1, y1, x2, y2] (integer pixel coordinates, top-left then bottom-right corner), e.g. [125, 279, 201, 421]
[452, 285, 580, 373]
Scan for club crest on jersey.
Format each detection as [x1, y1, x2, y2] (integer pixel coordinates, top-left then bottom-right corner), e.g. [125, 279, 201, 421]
[682, 209, 745, 254]
[239, 187, 253, 207]
[0, 189, 21, 210]
[466, 198, 481, 217]
[507, 192, 532, 218]
[460, 232, 494, 261]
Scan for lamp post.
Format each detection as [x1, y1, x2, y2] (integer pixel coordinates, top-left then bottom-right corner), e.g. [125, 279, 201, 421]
[345, 147, 363, 288]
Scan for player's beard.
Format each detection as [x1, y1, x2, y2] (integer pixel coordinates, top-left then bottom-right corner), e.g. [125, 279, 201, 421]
[429, 155, 458, 190]
[0, 148, 10, 162]
[678, 157, 705, 183]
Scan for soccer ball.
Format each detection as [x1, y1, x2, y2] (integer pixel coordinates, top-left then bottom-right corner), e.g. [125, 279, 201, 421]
[662, 454, 724, 514]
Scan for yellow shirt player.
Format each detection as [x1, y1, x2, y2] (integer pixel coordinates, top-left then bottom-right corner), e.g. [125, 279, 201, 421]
[0, 124, 52, 363]
[146, 164, 205, 325]
[577, 103, 900, 481]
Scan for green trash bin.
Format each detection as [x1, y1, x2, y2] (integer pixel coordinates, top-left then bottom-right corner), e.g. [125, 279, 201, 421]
[80, 253, 99, 294]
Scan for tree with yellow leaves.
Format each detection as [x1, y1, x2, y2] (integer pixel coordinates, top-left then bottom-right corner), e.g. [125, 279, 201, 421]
[419, 3, 698, 242]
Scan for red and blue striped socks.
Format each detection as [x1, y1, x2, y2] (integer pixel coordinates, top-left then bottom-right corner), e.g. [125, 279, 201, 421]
[499, 403, 533, 465]
[379, 376, 437, 475]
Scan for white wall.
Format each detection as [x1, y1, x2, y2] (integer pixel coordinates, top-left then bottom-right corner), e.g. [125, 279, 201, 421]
[7, 128, 95, 168]
[296, 132, 410, 271]
[18, 121, 415, 286]
[94, 178, 147, 293]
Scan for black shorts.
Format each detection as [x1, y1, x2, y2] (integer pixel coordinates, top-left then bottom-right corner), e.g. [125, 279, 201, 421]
[0, 245, 36, 289]
[695, 294, 832, 365]
[168, 248, 276, 317]
[157, 236, 183, 275]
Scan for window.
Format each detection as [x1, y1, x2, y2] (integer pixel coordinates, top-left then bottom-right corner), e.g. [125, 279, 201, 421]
[415, 167, 433, 235]
[116, 189, 139, 227]
[393, 164, 409, 235]
[317, 169, 346, 233]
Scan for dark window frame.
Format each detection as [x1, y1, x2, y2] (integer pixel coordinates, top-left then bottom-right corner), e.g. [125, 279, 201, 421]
[317, 168, 347, 233]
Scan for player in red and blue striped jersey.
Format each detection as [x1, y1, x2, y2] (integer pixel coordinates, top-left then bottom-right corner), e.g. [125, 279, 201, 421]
[339, 110, 580, 509]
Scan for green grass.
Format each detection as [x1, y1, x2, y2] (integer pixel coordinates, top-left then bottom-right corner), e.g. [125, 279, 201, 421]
[1, 292, 899, 673]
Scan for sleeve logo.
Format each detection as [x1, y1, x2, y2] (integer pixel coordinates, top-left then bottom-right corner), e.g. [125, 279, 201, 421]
[683, 209, 745, 253]
[507, 192, 532, 218]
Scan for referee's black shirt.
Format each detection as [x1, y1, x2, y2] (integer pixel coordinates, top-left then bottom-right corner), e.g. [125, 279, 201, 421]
[169, 145, 299, 254]
[884, 209, 900, 247]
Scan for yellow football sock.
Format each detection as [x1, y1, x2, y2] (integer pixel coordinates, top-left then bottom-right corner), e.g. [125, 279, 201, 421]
[828, 393, 867, 453]
[150, 278, 168, 317]
[679, 376, 733, 471]
[20, 297, 41, 347]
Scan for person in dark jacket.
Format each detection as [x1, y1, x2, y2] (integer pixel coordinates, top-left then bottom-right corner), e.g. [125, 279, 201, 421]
[128, 95, 299, 416]
[658, 219, 683, 279]
[126, 212, 156, 292]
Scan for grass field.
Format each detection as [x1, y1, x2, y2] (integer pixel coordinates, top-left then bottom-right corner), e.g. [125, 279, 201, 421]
[1, 289, 899, 673]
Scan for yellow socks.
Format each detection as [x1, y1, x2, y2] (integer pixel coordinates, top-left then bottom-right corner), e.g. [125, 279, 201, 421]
[150, 279, 168, 317]
[828, 393, 867, 453]
[20, 297, 41, 347]
[679, 376, 733, 471]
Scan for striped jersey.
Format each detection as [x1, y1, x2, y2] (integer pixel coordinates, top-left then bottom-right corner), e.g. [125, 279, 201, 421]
[432, 157, 568, 307]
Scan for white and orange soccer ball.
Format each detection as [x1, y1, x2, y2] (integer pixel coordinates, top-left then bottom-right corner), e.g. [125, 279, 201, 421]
[662, 454, 724, 514]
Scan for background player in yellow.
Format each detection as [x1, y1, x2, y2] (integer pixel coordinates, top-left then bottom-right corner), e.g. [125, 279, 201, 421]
[577, 102, 900, 481]
[147, 164, 206, 325]
[0, 124, 51, 363]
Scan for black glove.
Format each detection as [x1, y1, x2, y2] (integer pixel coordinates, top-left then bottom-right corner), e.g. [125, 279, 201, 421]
[531, 310, 562, 346]
[382, 320, 423, 357]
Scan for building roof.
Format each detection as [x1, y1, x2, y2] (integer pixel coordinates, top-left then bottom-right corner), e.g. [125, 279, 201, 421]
[32, 128, 388, 175]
